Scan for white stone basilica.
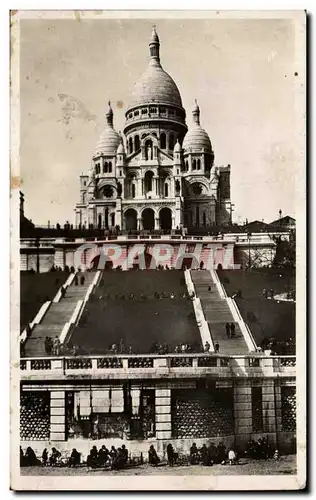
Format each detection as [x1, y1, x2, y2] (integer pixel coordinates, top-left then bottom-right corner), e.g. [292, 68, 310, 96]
[75, 27, 232, 232]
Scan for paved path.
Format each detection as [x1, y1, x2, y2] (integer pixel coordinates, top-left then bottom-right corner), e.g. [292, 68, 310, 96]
[21, 456, 296, 476]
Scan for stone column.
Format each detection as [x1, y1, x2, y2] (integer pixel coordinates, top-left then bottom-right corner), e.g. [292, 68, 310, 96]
[233, 381, 252, 449]
[50, 390, 66, 442]
[155, 178, 159, 197]
[171, 179, 175, 198]
[154, 217, 160, 230]
[262, 380, 277, 446]
[274, 382, 282, 434]
[155, 388, 172, 440]
[137, 217, 143, 230]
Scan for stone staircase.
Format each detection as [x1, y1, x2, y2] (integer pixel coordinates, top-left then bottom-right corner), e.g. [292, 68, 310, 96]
[24, 272, 97, 357]
[191, 270, 249, 355]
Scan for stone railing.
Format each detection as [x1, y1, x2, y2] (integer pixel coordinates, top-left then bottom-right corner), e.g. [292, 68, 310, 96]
[20, 232, 285, 247]
[19, 354, 296, 380]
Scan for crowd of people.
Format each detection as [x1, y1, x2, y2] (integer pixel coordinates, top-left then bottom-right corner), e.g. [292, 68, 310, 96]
[21, 437, 281, 469]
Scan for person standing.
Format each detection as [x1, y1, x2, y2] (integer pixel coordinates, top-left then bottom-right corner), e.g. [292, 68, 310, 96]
[53, 336, 60, 356]
[44, 337, 51, 355]
[225, 323, 231, 338]
[215, 342, 220, 353]
[230, 323, 236, 337]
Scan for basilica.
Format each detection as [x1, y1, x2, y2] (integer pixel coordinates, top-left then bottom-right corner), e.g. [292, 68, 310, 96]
[75, 27, 233, 232]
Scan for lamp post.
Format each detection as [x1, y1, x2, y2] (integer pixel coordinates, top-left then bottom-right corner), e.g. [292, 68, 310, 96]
[248, 232, 252, 270]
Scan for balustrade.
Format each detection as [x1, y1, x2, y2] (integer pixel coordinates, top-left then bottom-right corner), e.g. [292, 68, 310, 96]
[220, 358, 230, 367]
[30, 359, 51, 370]
[97, 357, 123, 369]
[19, 355, 296, 376]
[280, 357, 296, 367]
[248, 357, 261, 367]
[198, 356, 217, 367]
[128, 357, 154, 368]
[65, 358, 92, 370]
[170, 357, 193, 368]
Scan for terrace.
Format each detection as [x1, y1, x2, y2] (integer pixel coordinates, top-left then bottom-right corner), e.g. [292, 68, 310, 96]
[20, 353, 296, 381]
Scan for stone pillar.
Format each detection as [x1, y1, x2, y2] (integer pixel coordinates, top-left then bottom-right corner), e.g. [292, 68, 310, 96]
[262, 380, 277, 445]
[137, 217, 143, 230]
[54, 248, 65, 269]
[20, 252, 28, 271]
[274, 382, 282, 434]
[50, 390, 66, 441]
[171, 179, 175, 198]
[155, 178, 159, 197]
[154, 217, 160, 230]
[155, 388, 172, 440]
[233, 381, 252, 448]
[141, 179, 144, 196]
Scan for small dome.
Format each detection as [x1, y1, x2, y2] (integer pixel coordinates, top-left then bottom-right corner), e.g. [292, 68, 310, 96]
[117, 141, 126, 155]
[173, 139, 182, 153]
[93, 102, 120, 157]
[94, 126, 121, 156]
[183, 125, 212, 153]
[183, 100, 212, 153]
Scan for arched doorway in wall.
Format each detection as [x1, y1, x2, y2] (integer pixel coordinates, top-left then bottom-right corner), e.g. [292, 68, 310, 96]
[159, 207, 172, 231]
[142, 208, 155, 231]
[124, 209, 138, 231]
[144, 171, 154, 195]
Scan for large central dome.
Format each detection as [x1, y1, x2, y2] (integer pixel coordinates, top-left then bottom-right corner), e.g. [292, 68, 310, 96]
[127, 27, 183, 109]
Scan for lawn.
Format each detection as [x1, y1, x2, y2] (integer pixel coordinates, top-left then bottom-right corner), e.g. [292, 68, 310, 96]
[217, 269, 296, 350]
[70, 270, 201, 354]
[20, 271, 68, 331]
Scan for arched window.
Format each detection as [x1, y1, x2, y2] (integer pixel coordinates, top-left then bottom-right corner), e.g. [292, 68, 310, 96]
[185, 160, 188, 171]
[169, 133, 175, 151]
[197, 159, 201, 170]
[103, 162, 107, 173]
[129, 138, 133, 154]
[192, 159, 196, 170]
[175, 180, 181, 193]
[135, 135, 140, 151]
[98, 214, 102, 229]
[132, 184, 136, 198]
[111, 213, 115, 227]
[203, 212, 206, 226]
[108, 161, 112, 173]
[160, 133, 166, 149]
[164, 183, 169, 197]
[96, 163, 100, 174]
[196, 206, 200, 227]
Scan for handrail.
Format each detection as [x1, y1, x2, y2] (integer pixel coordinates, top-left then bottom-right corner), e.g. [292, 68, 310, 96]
[20, 353, 296, 361]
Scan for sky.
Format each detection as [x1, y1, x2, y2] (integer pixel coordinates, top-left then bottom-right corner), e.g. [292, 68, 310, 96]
[19, 14, 304, 226]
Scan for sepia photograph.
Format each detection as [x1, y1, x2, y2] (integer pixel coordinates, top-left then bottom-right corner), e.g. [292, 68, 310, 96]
[10, 10, 306, 490]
